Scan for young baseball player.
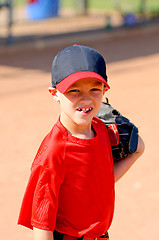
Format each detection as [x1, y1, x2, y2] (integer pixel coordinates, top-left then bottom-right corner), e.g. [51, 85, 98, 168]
[18, 45, 144, 240]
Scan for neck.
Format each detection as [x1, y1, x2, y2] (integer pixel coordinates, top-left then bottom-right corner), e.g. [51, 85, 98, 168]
[60, 115, 95, 139]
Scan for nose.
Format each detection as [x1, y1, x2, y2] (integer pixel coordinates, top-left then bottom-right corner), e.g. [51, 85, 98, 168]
[80, 92, 92, 105]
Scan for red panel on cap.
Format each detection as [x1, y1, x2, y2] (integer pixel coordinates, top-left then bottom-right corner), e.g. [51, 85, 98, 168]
[56, 71, 110, 93]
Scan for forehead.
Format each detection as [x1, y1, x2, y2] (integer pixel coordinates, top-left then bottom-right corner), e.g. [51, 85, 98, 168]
[69, 78, 103, 88]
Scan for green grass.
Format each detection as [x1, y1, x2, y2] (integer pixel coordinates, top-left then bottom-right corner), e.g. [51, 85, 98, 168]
[61, 0, 159, 12]
[14, 0, 159, 14]
[14, 0, 27, 7]
[61, 0, 114, 10]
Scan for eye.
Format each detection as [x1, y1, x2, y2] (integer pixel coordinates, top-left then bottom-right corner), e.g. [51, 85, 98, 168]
[91, 88, 101, 92]
[67, 89, 80, 93]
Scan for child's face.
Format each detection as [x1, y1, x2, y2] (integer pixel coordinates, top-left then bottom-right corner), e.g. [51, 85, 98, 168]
[52, 78, 106, 130]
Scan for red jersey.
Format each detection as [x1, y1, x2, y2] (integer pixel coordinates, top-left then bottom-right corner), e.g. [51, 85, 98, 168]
[18, 117, 115, 238]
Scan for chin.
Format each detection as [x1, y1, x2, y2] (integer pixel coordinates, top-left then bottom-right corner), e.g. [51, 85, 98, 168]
[74, 117, 93, 126]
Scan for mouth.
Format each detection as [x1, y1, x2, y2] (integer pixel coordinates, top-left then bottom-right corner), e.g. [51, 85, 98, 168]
[76, 107, 93, 114]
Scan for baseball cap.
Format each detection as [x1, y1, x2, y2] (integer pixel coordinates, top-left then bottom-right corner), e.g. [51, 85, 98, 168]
[51, 44, 110, 93]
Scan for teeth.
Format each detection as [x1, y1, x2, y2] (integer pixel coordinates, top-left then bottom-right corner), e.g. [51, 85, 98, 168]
[77, 108, 92, 112]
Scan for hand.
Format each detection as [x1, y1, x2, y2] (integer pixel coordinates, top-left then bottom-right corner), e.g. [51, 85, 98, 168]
[96, 100, 139, 161]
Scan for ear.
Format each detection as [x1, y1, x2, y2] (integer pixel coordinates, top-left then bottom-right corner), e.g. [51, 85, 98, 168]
[48, 87, 60, 102]
[103, 86, 108, 95]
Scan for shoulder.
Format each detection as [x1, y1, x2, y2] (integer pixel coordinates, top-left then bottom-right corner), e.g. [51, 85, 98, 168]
[32, 119, 66, 169]
[92, 116, 110, 140]
[92, 116, 108, 131]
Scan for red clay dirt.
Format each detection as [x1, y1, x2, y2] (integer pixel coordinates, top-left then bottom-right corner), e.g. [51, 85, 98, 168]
[0, 23, 159, 240]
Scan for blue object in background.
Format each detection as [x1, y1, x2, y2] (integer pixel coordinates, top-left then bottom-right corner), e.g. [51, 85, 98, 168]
[26, 0, 59, 21]
[123, 13, 138, 26]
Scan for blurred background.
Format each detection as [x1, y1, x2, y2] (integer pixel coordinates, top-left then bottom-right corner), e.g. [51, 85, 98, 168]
[0, 0, 159, 45]
[0, 1, 159, 240]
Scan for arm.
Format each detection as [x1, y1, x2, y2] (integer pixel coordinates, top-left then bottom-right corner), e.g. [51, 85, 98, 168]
[114, 135, 145, 182]
[33, 227, 54, 240]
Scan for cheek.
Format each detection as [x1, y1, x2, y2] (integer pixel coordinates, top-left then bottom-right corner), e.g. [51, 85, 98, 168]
[60, 97, 75, 112]
[93, 94, 104, 109]
[93, 92, 104, 102]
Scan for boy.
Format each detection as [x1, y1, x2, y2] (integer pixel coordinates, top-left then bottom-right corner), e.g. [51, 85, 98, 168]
[18, 45, 144, 240]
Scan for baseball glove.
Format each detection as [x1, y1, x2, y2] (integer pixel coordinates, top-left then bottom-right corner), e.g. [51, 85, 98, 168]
[96, 98, 139, 161]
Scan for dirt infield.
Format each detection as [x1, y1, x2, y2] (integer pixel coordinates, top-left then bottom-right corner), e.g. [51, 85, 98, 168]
[0, 25, 159, 240]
